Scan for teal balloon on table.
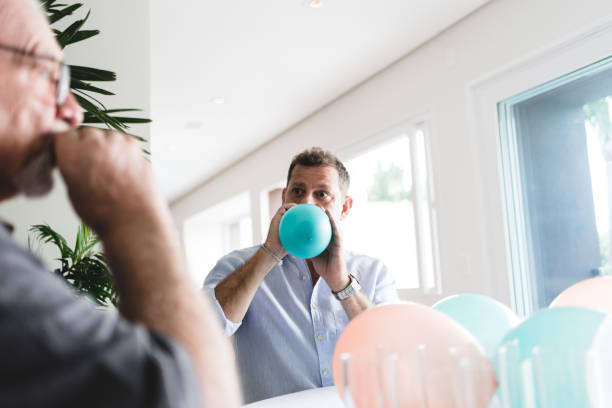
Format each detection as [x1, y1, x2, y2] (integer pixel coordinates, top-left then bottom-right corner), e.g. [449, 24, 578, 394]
[279, 204, 332, 259]
[495, 307, 606, 408]
[432, 293, 520, 358]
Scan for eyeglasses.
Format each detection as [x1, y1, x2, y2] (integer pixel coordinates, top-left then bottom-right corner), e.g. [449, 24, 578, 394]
[0, 43, 70, 106]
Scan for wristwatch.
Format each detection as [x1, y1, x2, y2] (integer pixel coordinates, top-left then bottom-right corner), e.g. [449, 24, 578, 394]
[332, 274, 361, 301]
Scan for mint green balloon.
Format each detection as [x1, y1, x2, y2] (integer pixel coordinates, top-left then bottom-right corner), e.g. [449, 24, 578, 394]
[495, 307, 606, 408]
[433, 294, 520, 357]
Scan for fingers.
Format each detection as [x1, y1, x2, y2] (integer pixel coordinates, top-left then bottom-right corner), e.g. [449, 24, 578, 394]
[324, 208, 339, 233]
[54, 127, 136, 159]
[273, 203, 297, 220]
[52, 126, 155, 235]
[324, 208, 343, 247]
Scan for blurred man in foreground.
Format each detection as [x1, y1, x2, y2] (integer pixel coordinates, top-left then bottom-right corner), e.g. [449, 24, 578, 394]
[0, 0, 241, 406]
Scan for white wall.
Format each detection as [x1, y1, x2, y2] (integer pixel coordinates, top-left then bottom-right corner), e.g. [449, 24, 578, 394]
[171, 0, 612, 305]
[0, 0, 150, 267]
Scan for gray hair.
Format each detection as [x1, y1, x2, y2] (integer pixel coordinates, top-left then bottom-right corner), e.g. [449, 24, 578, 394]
[287, 147, 350, 194]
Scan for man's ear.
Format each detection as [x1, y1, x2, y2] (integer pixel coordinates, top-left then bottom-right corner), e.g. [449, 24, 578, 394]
[340, 195, 353, 220]
[281, 188, 286, 204]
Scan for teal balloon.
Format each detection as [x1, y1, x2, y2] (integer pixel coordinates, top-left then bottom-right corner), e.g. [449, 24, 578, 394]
[433, 294, 520, 358]
[279, 204, 332, 259]
[495, 307, 606, 408]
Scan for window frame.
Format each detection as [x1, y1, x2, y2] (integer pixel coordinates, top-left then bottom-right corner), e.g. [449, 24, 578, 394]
[338, 117, 441, 298]
[468, 17, 612, 317]
[498, 55, 612, 316]
[183, 191, 253, 284]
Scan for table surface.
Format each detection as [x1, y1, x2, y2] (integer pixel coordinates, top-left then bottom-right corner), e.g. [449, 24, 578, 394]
[243, 386, 344, 408]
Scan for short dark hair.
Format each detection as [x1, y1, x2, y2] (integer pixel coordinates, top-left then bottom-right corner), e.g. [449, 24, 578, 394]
[286, 147, 350, 193]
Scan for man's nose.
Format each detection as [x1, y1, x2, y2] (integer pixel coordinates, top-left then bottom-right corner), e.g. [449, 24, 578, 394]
[300, 194, 315, 205]
[56, 92, 84, 128]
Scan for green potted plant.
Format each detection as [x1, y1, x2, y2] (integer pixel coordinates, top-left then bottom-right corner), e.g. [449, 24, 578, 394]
[29, 1, 151, 306]
[30, 224, 117, 306]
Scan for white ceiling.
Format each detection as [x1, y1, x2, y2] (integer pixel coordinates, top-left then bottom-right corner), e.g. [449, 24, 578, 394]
[150, 0, 490, 202]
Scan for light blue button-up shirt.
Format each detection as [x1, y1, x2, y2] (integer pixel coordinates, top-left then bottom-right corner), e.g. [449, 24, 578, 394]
[203, 246, 399, 403]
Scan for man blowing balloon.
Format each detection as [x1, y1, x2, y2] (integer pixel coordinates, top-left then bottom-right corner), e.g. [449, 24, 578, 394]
[204, 147, 400, 403]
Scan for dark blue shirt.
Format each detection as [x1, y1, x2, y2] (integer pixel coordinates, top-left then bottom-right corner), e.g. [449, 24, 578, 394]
[0, 225, 201, 408]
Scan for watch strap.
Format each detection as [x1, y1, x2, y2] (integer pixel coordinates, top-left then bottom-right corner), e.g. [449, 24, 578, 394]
[332, 274, 361, 301]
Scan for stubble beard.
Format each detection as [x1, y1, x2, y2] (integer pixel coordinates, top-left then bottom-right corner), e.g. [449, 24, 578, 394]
[11, 143, 55, 198]
[12, 120, 74, 198]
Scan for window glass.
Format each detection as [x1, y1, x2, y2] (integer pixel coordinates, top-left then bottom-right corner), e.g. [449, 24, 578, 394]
[584, 96, 612, 276]
[183, 192, 252, 285]
[343, 131, 438, 290]
[499, 56, 612, 311]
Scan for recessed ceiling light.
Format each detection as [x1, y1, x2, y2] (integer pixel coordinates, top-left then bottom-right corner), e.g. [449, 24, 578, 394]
[211, 97, 225, 104]
[185, 121, 203, 130]
[309, 0, 323, 8]
[168, 144, 177, 152]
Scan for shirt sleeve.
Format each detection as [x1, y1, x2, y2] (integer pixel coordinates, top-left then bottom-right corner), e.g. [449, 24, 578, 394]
[367, 258, 401, 305]
[203, 249, 255, 336]
[0, 236, 201, 408]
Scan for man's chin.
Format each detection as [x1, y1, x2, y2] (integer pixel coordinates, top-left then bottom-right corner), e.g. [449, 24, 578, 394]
[18, 175, 54, 198]
[12, 149, 55, 198]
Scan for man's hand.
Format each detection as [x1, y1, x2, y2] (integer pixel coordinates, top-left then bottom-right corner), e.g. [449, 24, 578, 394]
[309, 208, 350, 292]
[263, 203, 296, 256]
[214, 203, 297, 324]
[53, 126, 162, 237]
[54, 126, 243, 408]
[309, 207, 374, 319]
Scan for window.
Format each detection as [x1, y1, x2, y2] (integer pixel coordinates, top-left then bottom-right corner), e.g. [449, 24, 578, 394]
[341, 122, 440, 294]
[183, 192, 253, 285]
[499, 56, 612, 314]
[258, 182, 284, 243]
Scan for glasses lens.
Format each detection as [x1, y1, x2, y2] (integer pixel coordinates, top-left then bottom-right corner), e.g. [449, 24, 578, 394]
[56, 64, 70, 105]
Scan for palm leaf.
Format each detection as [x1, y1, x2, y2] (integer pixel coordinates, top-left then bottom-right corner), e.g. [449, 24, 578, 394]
[73, 88, 108, 110]
[64, 29, 99, 46]
[42, 1, 151, 138]
[74, 93, 130, 132]
[47, 3, 82, 24]
[56, 10, 91, 48]
[73, 223, 99, 262]
[30, 223, 118, 307]
[29, 224, 73, 259]
[70, 79, 115, 96]
[83, 115, 152, 125]
[70, 65, 116, 82]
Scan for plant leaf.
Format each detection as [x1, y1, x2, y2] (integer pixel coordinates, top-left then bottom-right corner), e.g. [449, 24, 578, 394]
[47, 3, 82, 24]
[29, 224, 74, 260]
[56, 10, 91, 48]
[83, 115, 151, 125]
[100, 108, 143, 114]
[64, 29, 100, 46]
[70, 79, 115, 96]
[70, 65, 116, 82]
[78, 99, 128, 132]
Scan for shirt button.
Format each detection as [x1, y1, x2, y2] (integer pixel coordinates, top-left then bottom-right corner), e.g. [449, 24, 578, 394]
[317, 334, 323, 341]
[322, 369, 329, 376]
[311, 303, 317, 310]
[300, 275, 307, 280]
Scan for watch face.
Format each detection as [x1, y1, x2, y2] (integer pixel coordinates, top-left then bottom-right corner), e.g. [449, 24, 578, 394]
[335, 275, 360, 300]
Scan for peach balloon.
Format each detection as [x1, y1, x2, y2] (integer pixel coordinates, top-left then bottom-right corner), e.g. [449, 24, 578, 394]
[332, 303, 497, 408]
[549, 277, 612, 312]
